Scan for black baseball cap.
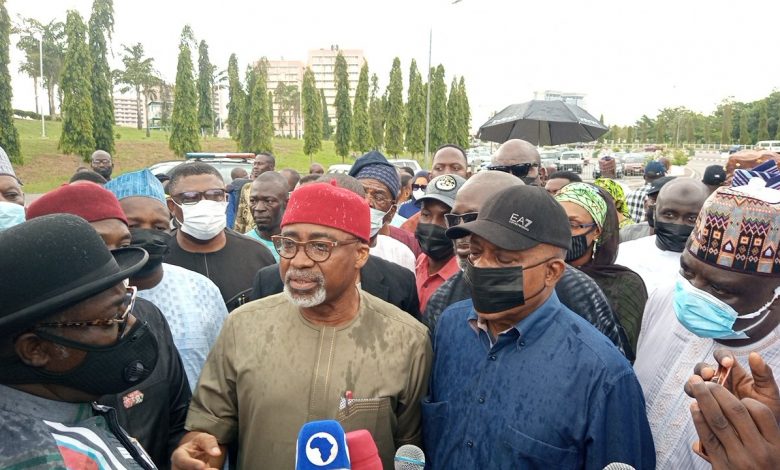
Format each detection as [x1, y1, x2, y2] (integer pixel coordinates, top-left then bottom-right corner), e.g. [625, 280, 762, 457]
[647, 176, 676, 197]
[702, 165, 727, 186]
[446, 185, 571, 251]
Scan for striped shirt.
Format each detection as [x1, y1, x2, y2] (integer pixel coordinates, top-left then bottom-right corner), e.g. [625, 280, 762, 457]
[626, 183, 651, 223]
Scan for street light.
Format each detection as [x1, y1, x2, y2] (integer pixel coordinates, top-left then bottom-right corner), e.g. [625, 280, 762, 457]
[424, 0, 463, 169]
[34, 31, 45, 138]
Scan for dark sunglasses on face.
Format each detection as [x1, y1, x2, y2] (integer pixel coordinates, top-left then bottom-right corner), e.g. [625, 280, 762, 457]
[412, 184, 427, 191]
[171, 189, 226, 205]
[444, 212, 479, 228]
[486, 163, 539, 178]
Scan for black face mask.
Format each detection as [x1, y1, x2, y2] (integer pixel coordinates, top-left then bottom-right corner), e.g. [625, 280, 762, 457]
[415, 223, 454, 261]
[93, 166, 112, 180]
[566, 233, 592, 262]
[0, 321, 159, 396]
[646, 206, 655, 228]
[129, 228, 171, 277]
[654, 221, 693, 252]
[521, 176, 539, 186]
[463, 259, 549, 313]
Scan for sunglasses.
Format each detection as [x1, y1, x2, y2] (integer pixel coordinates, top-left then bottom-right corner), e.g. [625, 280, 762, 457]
[444, 212, 479, 228]
[412, 184, 427, 191]
[486, 163, 539, 178]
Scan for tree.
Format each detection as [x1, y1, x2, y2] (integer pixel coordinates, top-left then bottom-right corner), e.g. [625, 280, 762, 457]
[226, 53, 243, 140]
[0, 0, 19, 161]
[275, 81, 289, 135]
[447, 76, 460, 145]
[321, 89, 332, 139]
[758, 100, 770, 141]
[267, 90, 274, 136]
[429, 64, 448, 151]
[169, 28, 200, 157]
[245, 58, 273, 154]
[14, 18, 65, 117]
[739, 109, 751, 145]
[405, 59, 425, 156]
[115, 43, 157, 134]
[302, 67, 322, 159]
[58, 11, 94, 161]
[333, 52, 352, 161]
[351, 62, 372, 153]
[238, 65, 254, 151]
[88, 0, 114, 153]
[457, 76, 471, 148]
[196, 40, 215, 136]
[720, 103, 732, 144]
[369, 73, 384, 150]
[384, 58, 405, 156]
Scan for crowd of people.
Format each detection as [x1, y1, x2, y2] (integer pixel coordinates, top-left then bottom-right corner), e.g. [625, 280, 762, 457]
[1, 140, 780, 470]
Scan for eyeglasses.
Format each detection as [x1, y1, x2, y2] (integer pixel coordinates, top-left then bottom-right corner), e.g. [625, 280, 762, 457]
[364, 188, 394, 207]
[412, 184, 427, 191]
[271, 235, 361, 262]
[570, 222, 597, 230]
[171, 189, 226, 205]
[91, 159, 111, 165]
[36, 286, 137, 340]
[444, 212, 479, 228]
[486, 163, 539, 178]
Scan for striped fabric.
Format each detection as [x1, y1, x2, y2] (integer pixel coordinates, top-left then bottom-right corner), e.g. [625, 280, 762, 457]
[732, 160, 780, 189]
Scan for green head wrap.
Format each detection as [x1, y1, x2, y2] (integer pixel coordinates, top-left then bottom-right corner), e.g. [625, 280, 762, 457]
[593, 178, 630, 219]
[555, 182, 607, 228]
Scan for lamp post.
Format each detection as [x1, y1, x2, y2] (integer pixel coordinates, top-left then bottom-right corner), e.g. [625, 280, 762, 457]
[34, 32, 45, 138]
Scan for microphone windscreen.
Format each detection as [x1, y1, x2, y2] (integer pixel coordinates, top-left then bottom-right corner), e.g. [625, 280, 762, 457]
[394, 444, 425, 470]
[295, 420, 351, 470]
[345, 430, 382, 470]
[603, 463, 636, 470]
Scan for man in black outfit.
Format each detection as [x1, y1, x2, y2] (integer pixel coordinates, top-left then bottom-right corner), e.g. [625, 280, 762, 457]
[163, 162, 275, 311]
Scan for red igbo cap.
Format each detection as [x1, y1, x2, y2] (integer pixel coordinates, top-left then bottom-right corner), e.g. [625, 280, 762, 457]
[27, 182, 128, 225]
[282, 181, 370, 242]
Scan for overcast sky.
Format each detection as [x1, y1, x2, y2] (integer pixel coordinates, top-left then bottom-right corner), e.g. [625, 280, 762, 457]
[6, 0, 779, 130]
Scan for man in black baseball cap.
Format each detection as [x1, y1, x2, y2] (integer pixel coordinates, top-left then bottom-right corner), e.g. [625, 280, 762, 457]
[422, 185, 655, 469]
[702, 164, 727, 194]
[0, 214, 158, 469]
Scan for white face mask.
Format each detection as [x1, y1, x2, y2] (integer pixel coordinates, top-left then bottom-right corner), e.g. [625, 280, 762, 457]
[0, 201, 25, 231]
[176, 200, 228, 240]
[413, 189, 425, 201]
[369, 207, 388, 238]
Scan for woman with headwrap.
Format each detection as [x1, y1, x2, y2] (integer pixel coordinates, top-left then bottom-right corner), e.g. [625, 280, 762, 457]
[594, 178, 634, 229]
[555, 182, 647, 352]
[397, 170, 430, 219]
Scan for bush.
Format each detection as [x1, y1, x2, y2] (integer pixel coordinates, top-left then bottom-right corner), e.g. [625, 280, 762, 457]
[13, 109, 61, 121]
[672, 148, 689, 166]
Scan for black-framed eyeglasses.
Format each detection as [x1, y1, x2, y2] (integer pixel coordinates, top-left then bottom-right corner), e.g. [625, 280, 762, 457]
[487, 163, 539, 178]
[36, 286, 137, 340]
[271, 235, 360, 262]
[171, 189, 226, 205]
[412, 184, 427, 191]
[444, 212, 479, 228]
[569, 221, 597, 230]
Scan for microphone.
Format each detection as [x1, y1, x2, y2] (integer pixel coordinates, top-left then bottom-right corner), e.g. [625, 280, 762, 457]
[603, 463, 636, 470]
[394, 444, 425, 470]
[345, 430, 382, 470]
[295, 420, 351, 470]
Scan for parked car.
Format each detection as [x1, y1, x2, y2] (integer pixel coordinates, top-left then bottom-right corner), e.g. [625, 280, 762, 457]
[540, 150, 561, 172]
[622, 153, 647, 176]
[326, 164, 352, 174]
[148, 153, 255, 185]
[728, 145, 744, 154]
[388, 158, 422, 173]
[558, 150, 586, 173]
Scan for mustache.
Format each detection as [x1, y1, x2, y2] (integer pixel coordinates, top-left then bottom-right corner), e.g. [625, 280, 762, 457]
[285, 268, 325, 284]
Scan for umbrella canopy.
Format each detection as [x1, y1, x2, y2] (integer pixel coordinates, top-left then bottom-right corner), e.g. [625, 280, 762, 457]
[477, 100, 608, 146]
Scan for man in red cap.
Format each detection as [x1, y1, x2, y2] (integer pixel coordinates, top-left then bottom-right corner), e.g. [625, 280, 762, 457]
[172, 182, 432, 470]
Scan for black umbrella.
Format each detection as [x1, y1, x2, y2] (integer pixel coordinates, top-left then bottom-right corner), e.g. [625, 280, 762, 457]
[477, 100, 608, 146]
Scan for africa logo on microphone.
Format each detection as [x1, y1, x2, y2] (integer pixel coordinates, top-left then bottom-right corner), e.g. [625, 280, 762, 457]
[305, 432, 339, 466]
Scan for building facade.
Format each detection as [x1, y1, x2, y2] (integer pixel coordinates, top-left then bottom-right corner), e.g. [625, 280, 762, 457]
[534, 90, 586, 107]
[307, 46, 365, 130]
[267, 60, 305, 138]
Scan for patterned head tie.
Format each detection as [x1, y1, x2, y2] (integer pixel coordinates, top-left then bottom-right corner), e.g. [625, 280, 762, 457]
[555, 182, 607, 228]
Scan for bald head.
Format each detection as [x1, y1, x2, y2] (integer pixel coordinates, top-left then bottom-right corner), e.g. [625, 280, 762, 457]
[490, 139, 542, 185]
[455, 171, 524, 213]
[90, 150, 113, 181]
[655, 178, 709, 227]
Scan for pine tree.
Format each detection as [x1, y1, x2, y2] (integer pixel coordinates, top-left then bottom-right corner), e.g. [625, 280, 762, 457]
[302, 67, 322, 159]
[238, 65, 255, 151]
[351, 62, 372, 153]
[321, 89, 332, 139]
[447, 76, 460, 145]
[457, 76, 471, 148]
[226, 53, 243, 140]
[721, 104, 732, 144]
[758, 100, 770, 141]
[429, 64, 448, 151]
[369, 73, 384, 150]
[0, 0, 20, 162]
[333, 52, 352, 161]
[405, 59, 425, 156]
[196, 40, 214, 136]
[58, 11, 95, 161]
[88, 0, 114, 154]
[739, 109, 751, 145]
[267, 90, 274, 136]
[169, 28, 200, 157]
[384, 58, 405, 156]
[248, 59, 273, 153]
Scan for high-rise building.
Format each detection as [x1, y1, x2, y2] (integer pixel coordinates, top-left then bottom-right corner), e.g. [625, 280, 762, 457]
[534, 90, 586, 107]
[307, 46, 365, 129]
[266, 60, 305, 138]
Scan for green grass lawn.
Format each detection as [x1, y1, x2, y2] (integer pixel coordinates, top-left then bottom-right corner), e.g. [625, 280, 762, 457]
[11, 118, 358, 193]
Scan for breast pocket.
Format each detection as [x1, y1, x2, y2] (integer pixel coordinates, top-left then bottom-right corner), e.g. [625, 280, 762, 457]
[336, 397, 394, 456]
[420, 399, 449, 456]
[502, 426, 580, 470]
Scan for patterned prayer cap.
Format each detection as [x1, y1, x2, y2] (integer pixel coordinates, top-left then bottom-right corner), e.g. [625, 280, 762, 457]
[555, 182, 607, 228]
[105, 169, 166, 204]
[0, 146, 19, 183]
[688, 180, 780, 276]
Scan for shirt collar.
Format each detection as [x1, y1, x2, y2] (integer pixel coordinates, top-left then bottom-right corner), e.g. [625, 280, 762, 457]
[416, 254, 461, 280]
[467, 290, 562, 346]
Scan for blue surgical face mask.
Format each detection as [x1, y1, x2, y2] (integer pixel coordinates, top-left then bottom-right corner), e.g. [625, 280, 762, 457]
[369, 207, 387, 238]
[0, 201, 25, 231]
[673, 275, 780, 339]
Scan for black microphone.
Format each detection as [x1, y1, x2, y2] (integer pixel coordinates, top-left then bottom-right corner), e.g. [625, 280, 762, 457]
[394, 444, 425, 469]
[603, 463, 636, 470]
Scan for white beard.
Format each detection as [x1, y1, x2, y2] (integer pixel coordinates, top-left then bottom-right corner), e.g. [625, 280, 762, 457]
[283, 269, 327, 307]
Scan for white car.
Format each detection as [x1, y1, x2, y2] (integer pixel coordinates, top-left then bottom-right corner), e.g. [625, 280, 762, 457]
[388, 159, 422, 173]
[326, 164, 352, 175]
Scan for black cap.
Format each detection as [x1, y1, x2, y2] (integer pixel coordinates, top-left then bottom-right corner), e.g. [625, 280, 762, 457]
[702, 165, 727, 186]
[446, 185, 571, 251]
[647, 176, 676, 196]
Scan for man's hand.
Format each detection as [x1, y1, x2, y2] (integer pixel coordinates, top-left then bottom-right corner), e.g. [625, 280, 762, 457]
[690, 350, 780, 421]
[171, 432, 225, 470]
[687, 376, 780, 469]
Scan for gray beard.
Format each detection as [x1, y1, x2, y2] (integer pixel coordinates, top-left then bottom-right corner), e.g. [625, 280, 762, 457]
[283, 269, 327, 307]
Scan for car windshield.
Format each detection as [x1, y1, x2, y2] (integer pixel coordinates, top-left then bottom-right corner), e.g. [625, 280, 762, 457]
[561, 153, 580, 159]
[625, 155, 645, 163]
